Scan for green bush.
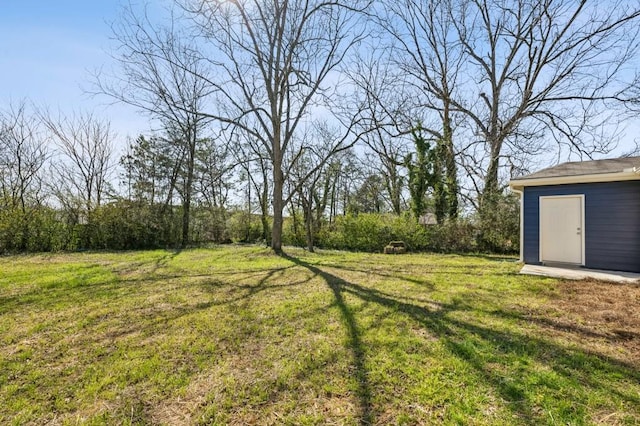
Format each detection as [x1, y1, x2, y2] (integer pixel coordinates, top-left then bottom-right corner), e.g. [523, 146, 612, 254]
[310, 213, 486, 254]
[282, 213, 306, 247]
[86, 201, 184, 250]
[192, 207, 230, 244]
[226, 211, 263, 243]
[423, 220, 477, 253]
[476, 193, 520, 254]
[316, 213, 432, 253]
[0, 206, 71, 253]
[0, 198, 518, 254]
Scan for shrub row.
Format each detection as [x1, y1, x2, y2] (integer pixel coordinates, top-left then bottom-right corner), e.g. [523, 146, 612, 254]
[0, 201, 258, 253]
[1, 195, 518, 254]
[294, 212, 516, 254]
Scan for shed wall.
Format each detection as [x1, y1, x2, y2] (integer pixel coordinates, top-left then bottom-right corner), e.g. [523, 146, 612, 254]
[523, 181, 640, 273]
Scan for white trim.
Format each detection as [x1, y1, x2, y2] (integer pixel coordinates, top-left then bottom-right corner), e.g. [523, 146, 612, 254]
[539, 194, 585, 266]
[509, 171, 640, 190]
[511, 188, 524, 262]
[581, 195, 586, 265]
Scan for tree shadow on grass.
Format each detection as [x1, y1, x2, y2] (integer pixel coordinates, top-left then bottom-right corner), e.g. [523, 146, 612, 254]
[283, 253, 640, 425]
[196, 265, 315, 307]
[5, 251, 639, 423]
[320, 260, 518, 282]
[2, 255, 337, 424]
[0, 250, 297, 316]
[282, 254, 375, 425]
[465, 253, 519, 262]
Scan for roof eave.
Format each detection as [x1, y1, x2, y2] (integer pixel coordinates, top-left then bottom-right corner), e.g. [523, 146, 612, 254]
[509, 171, 640, 191]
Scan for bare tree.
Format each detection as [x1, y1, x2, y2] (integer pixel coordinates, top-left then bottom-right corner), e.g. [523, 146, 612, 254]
[234, 132, 273, 245]
[0, 101, 49, 250]
[0, 101, 48, 212]
[195, 136, 234, 212]
[346, 50, 411, 215]
[287, 124, 350, 251]
[181, 0, 371, 252]
[194, 135, 236, 242]
[43, 112, 115, 217]
[378, 0, 462, 217]
[381, 0, 640, 212]
[96, 3, 213, 247]
[455, 0, 640, 209]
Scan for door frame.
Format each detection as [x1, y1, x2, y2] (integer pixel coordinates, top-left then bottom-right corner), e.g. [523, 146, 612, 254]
[539, 194, 585, 265]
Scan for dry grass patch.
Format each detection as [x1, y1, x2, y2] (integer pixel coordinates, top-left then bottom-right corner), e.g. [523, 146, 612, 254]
[541, 279, 640, 364]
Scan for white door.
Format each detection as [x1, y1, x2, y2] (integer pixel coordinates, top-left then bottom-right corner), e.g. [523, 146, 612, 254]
[540, 195, 584, 265]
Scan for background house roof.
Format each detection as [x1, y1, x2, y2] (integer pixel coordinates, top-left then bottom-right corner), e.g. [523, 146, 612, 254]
[515, 156, 640, 180]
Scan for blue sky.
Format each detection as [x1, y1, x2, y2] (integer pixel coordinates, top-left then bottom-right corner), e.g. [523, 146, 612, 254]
[2, 1, 638, 158]
[0, 0, 151, 148]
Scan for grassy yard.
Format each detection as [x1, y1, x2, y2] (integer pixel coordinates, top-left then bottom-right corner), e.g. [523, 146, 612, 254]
[0, 246, 638, 425]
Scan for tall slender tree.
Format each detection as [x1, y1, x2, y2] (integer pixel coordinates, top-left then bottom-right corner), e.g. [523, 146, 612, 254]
[97, 4, 212, 247]
[0, 102, 48, 213]
[0, 102, 49, 249]
[180, 0, 371, 252]
[43, 111, 115, 217]
[380, 0, 461, 218]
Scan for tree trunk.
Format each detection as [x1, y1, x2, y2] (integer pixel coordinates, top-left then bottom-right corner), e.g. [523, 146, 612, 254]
[433, 142, 446, 224]
[260, 190, 270, 246]
[305, 205, 315, 253]
[271, 155, 284, 253]
[259, 167, 271, 246]
[329, 176, 337, 223]
[442, 102, 459, 219]
[260, 213, 270, 245]
[181, 134, 196, 248]
[384, 163, 402, 215]
[19, 183, 28, 251]
[480, 141, 502, 213]
[181, 186, 192, 248]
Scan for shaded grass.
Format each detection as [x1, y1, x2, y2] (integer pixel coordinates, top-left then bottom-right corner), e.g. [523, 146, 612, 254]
[0, 246, 638, 425]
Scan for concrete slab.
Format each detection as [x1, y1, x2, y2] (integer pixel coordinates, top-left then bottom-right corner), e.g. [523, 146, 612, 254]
[520, 264, 640, 284]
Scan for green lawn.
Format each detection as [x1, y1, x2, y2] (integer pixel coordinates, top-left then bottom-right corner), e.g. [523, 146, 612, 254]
[1, 247, 638, 425]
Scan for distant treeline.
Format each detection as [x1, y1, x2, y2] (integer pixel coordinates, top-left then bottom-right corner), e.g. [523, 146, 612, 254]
[1, 104, 519, 256]
[4, 0, 640, 255]
[0, 198, 519, 254]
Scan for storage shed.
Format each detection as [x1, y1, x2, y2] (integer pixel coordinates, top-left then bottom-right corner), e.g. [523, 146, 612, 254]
[509, 156, 640, 273]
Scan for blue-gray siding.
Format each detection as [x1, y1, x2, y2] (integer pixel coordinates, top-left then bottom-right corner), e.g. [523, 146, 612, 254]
[523, 181, 640, 273]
